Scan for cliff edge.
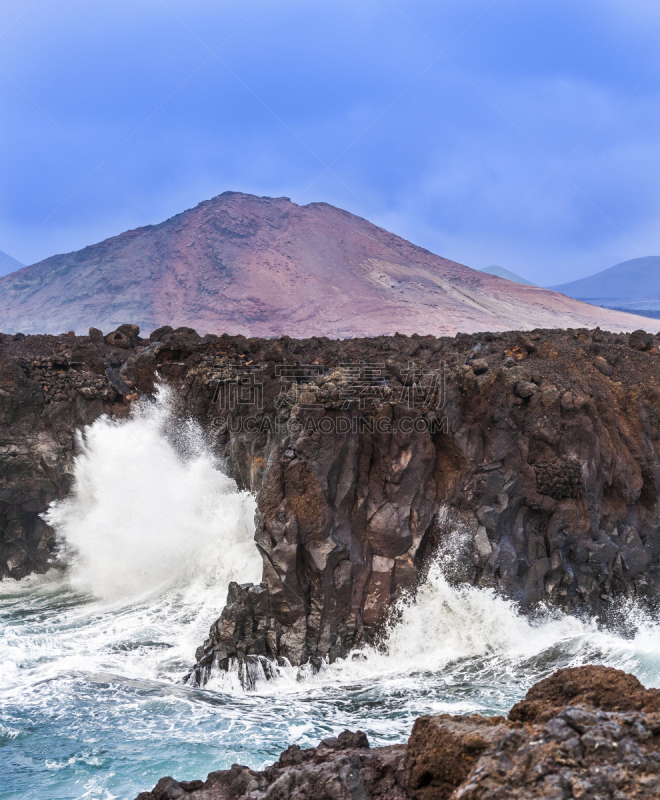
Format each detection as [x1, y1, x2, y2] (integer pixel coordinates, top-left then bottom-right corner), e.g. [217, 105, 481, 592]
[3, 325, 660, 680]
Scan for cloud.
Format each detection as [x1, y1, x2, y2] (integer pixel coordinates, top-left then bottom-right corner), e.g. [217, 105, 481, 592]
[0, 0, 659, 286]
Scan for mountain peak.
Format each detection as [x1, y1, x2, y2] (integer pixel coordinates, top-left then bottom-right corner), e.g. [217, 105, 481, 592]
[0, 196, 651, 336]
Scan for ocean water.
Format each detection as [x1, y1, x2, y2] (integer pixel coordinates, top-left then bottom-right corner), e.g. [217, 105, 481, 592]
[2, 391, 660, 800]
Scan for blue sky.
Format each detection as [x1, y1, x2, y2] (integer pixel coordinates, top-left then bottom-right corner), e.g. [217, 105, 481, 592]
[1, 0, 660, 283]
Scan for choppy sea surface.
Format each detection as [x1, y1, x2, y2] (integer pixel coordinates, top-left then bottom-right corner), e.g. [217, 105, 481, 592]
[3, 390, 660, 800]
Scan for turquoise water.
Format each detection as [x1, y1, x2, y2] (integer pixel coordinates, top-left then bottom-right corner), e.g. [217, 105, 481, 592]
[3, 567, 660, 800]
[3, 391, 660, 800]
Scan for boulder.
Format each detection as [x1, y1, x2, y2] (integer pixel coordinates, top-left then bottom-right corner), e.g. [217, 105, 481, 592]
[514, 380, 538, 398]
[509, 665, 660, 722]
[593, 355, 613, 376]
[629, 329, 654, 351]
[104, 330, 131, 348]
[149, 325, 174, 342]
[404, 715, 510, 799]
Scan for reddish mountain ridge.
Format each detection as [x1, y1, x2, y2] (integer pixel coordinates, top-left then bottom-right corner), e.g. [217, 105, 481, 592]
[0, 192, 651, 336]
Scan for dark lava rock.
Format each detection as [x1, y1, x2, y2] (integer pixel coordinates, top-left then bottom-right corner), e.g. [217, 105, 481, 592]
[515, 332, 536, 353]
[149, 325, 174, 342]
[105, 329, 131, 348]
[629, 329, 654, 351]
[404, 715, 510, 799]
[455, 707, 660, 799]
[5, 326, 660, 672]
[514, 379, 537, 398]
[535, 459, 583, 500]
[135, 732, 407, 800]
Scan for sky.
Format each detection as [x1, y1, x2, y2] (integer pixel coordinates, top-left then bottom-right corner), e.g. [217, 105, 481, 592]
[2, 0, 660, 284]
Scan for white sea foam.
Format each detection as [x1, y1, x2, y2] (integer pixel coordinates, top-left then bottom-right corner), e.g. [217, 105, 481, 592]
[44, 386, 261, 600]
[25, 387, 660, 698]
[4, 391, 660, 800]
[222, 557, 660, 694]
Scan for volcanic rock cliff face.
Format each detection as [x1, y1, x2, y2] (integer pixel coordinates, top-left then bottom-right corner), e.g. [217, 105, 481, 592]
[3, 326, 660, 676]
[0, 192, 651, 337]
[134, 666, 660, 799]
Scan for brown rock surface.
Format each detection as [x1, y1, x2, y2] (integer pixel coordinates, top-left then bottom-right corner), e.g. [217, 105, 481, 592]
[454, 707, 660, 799]
[182, 325, 660, 679]
[404, 715, 511, 799]
[509, 665, 660, 722]
[0, 192, 652, 337]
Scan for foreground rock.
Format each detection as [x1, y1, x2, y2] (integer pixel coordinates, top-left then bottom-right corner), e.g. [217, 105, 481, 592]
[137, 731, 409, 800]
[509, 664, 660, 722]
[4, 326, 660, 677]
[135, 666, 660, 799]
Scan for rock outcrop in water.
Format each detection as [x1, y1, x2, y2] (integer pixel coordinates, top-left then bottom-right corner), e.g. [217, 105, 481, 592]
[3, 326, 660, 678]
[134, 666, 660, 799]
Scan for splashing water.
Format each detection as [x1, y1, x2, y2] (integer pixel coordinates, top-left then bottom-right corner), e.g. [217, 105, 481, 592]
[2, 392, 660, 800]
[44, 386, 261, 599]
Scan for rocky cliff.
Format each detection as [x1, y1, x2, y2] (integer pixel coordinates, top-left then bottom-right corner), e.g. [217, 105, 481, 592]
[134, 666, 660, 799]
[3, 325, 660, 679]
[0, 192, 651, 337]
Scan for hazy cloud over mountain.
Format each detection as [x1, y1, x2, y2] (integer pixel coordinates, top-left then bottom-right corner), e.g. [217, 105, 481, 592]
[2, 0, 660, 284]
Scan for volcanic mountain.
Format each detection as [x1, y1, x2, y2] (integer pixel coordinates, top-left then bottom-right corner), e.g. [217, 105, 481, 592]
[550, 256, 660, 316]
[0, 192, 651, 337]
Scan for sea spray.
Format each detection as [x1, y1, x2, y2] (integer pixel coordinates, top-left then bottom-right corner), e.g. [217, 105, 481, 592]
[4, 565, 660, 800]
[213, 554, 660, 694]
[44, 386, 262, 600]
[5, 394, 660, 799]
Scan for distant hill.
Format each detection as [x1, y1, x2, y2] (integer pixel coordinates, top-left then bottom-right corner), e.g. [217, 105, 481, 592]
[0, 250, 24, 278]
[550, 257, 660, 314]
[480, 265, 536, 286]
[0, 192, 652, 336]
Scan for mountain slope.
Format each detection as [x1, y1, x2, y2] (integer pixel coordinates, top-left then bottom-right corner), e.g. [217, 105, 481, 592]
[0, 250, 24, 278]
[480, 265, 536, 285]
[0, 192, 651, 337]
[550, 257, 660, 312]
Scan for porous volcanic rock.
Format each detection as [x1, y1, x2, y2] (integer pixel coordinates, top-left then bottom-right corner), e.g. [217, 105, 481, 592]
[133, 666, 660, 800]
[404, 715, 511, 799]
[509, 665, 660, 722]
